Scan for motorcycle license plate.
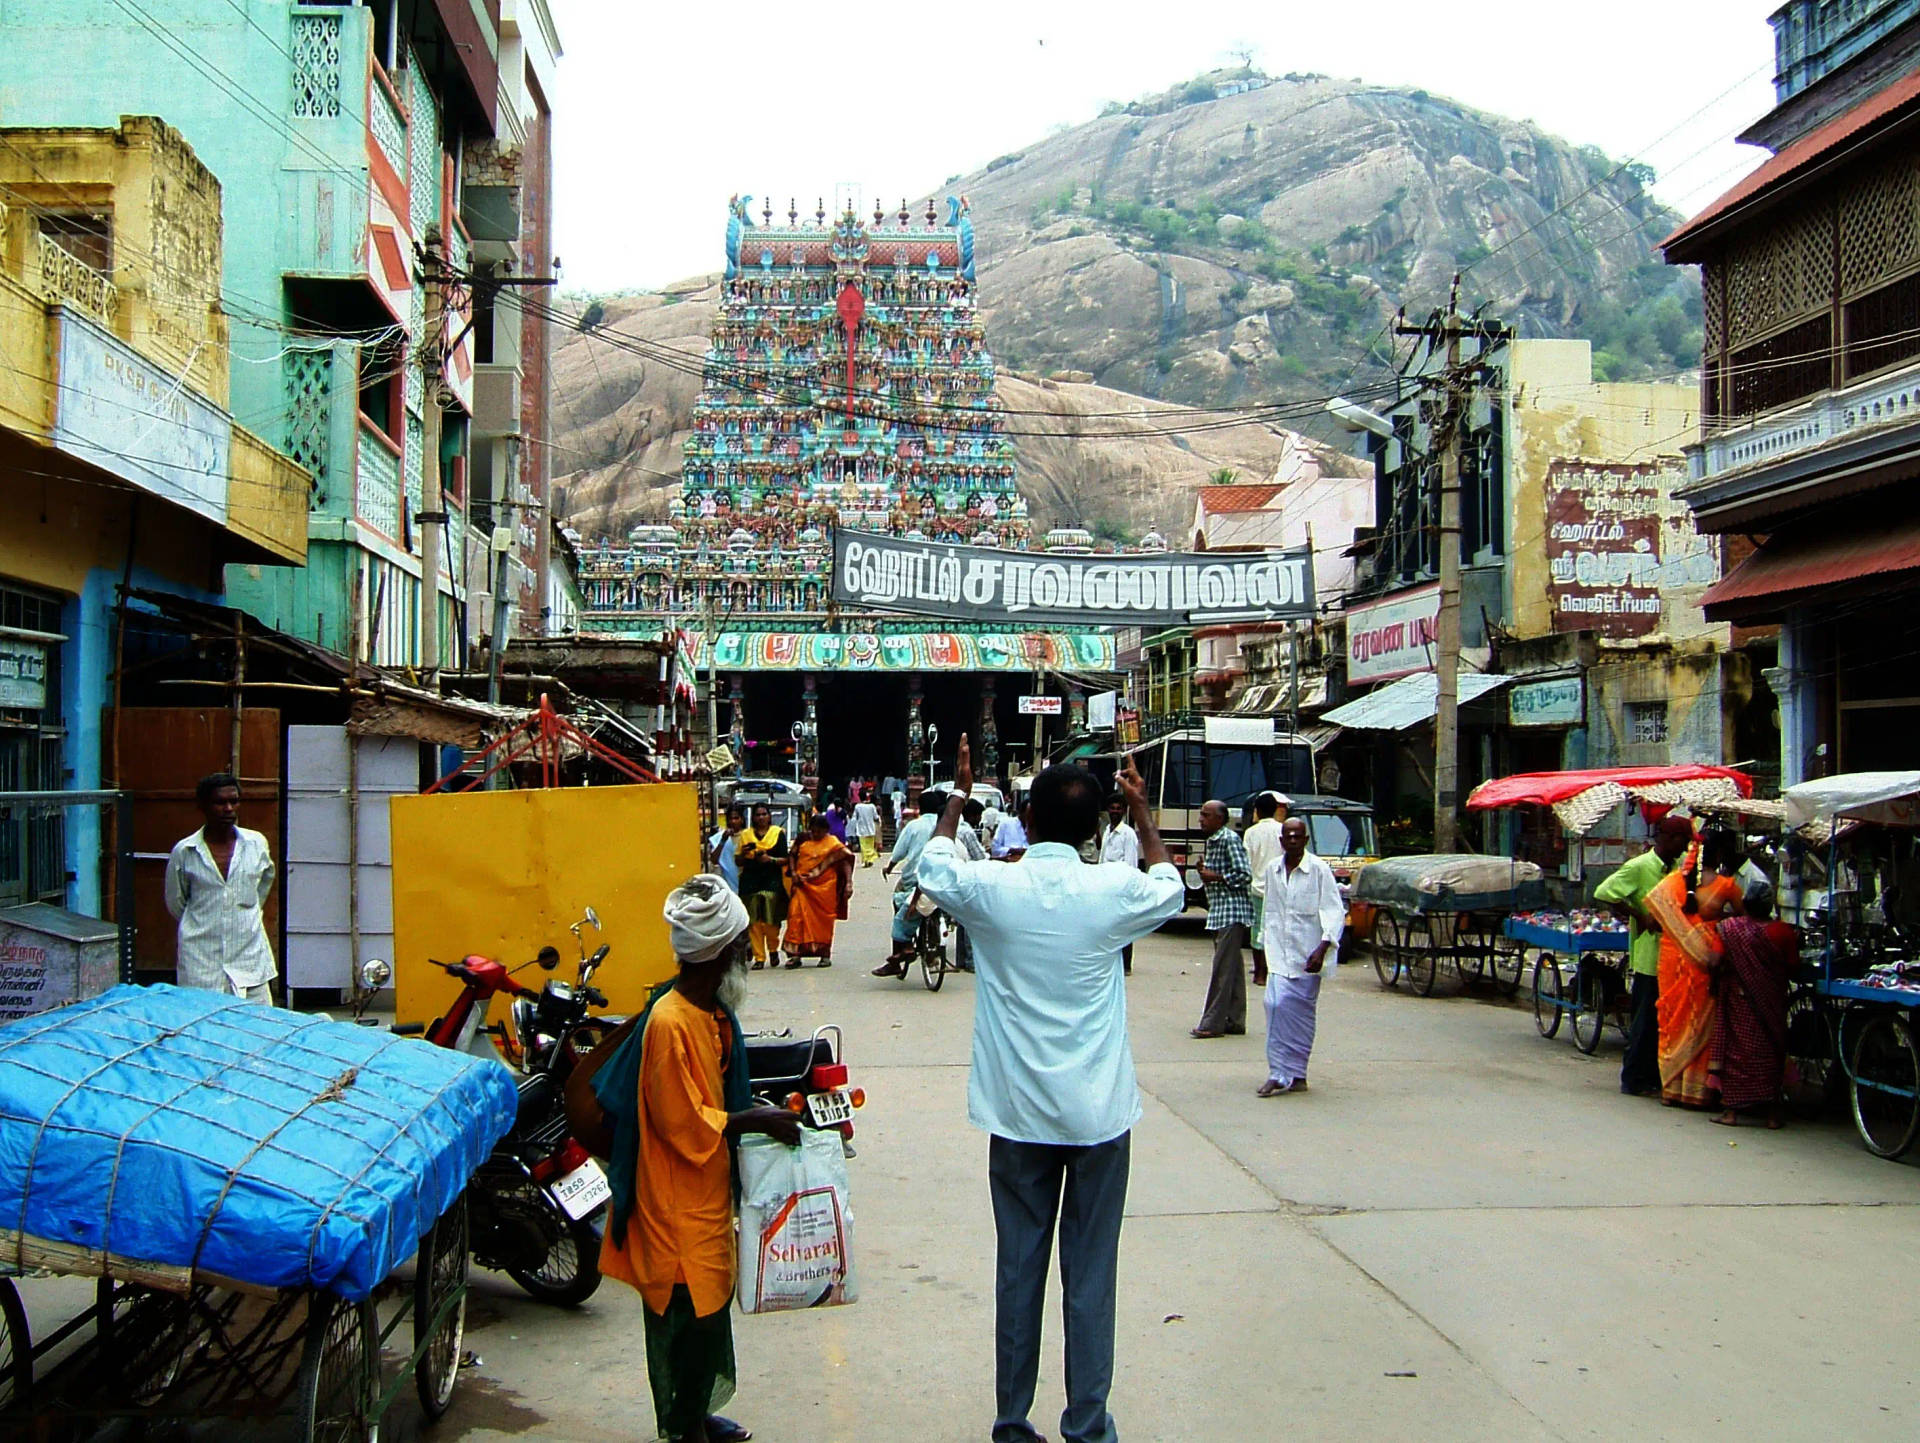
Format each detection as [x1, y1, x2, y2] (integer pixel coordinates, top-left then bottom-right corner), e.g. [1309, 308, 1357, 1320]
[552, 1159, 612, 1220]
[806, 1087, 854, 1128]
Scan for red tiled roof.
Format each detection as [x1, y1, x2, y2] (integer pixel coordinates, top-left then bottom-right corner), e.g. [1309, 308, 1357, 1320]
[1663, 68, 1920, 258]
[1701, 512, 1920, 620]
[1196, 484, 1282, 513]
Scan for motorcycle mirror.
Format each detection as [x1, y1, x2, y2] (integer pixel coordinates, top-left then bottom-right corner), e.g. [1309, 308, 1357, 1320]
[537, 946, 562, 972]
[359, 958, 392, 991]
[584, 906, 601, 930]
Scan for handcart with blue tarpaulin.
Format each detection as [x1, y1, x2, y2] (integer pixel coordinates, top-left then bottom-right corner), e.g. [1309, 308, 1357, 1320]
[1353, 853, 1546, 998]
[1465, 765, 1754, 1054]
[0, 984, 519, 1440]
[1781, 771, 1920, 1159]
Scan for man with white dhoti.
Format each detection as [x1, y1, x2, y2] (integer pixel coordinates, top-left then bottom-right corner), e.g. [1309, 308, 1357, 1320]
[1254, 818, 1345, 1097]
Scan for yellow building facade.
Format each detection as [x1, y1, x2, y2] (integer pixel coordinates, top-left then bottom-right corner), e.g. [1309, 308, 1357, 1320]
[0, 116, 310, 912]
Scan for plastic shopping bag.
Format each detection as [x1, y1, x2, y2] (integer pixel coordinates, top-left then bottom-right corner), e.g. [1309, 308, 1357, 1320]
[736, 1128, 858, 1313]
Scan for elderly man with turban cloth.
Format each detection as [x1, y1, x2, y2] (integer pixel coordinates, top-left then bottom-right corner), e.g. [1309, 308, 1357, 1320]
[596, 876, 801, 1443]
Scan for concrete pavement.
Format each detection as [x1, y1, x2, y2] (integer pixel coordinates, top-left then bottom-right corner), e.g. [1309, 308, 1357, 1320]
[325, 872, 1920, 1439]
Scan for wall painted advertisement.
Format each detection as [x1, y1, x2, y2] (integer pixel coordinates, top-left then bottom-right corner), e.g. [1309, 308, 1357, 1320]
[1545, 460, 1718, 639]
[1346, 584, 1440, 684]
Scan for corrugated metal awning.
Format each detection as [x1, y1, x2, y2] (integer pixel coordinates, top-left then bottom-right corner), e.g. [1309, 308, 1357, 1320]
[1702, 513, 1920, 620]
[1320, 671, 1510, 731]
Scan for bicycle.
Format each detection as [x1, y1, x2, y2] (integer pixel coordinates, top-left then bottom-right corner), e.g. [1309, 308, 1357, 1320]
[908, 890, 948, 992]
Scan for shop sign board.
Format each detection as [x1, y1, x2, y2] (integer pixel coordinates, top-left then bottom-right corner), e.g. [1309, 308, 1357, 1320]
[1509, 676, 1585, 728]
[1018, 695, 1063, 716]
[1345, 584, 1440, 684]
[1545, 460, 1717, 639]
[1087, 691, 1118, 730]
[0, 638, 48, 709]
[832, 530, 1314, 627]
[51, 310, 232, 528]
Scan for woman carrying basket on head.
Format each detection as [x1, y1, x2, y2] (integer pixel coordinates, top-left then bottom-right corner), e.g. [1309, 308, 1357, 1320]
[1645, 827, 1744, 1108]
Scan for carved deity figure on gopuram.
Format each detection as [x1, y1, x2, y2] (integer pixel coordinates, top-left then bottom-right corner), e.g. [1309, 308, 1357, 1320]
[580, 193, 1031, 625]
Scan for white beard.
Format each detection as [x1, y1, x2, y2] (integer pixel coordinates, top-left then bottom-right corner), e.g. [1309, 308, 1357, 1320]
[717, 957, 750, 1014]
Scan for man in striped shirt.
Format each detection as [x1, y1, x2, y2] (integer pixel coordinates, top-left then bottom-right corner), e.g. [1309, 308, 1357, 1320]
[1191, 800, 1253, 1038]
[163, 773, 278, 1003]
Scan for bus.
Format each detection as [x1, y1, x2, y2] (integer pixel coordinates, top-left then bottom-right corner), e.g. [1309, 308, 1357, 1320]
[1086, 719, 1377, 912]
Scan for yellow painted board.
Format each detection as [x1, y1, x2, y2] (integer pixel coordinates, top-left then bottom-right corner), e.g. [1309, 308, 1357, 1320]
[389, 783, 703, 1026]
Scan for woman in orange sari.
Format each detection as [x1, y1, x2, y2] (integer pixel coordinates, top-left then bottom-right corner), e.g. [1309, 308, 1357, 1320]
[1647, 828, 1744, 1107]
[783, 813, 853, 968]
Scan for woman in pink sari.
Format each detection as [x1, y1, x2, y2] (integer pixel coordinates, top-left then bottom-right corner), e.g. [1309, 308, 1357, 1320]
[1647, 830, 1744, 1108]
[1710, 886, 1792, 1128]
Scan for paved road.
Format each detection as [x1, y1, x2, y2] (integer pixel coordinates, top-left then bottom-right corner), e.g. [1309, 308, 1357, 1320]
[29, 867, 1902, 1441]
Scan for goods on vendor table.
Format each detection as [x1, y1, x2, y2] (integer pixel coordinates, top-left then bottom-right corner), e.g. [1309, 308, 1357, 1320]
[1509, 907, 1620, 935]
[1859, 961, 1920, 993]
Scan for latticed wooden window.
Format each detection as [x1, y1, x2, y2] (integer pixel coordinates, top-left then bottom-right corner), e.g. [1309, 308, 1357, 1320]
[1844, 269, 1920, 381]
[1728, 313, 1831, 417]
[1723, 206, 1834, 348]
[289, 12, 343, 119]
[283, 345, 334, 482]
[1839, 147, 1920, 299]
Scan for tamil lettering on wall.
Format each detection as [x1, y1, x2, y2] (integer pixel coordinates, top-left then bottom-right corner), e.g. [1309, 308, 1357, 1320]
[1546, 460, 1717, 639]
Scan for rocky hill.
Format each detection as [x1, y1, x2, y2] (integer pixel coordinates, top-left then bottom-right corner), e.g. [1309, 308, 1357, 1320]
[960, 68, 1699, 406]
[551, 68, 1699, 540]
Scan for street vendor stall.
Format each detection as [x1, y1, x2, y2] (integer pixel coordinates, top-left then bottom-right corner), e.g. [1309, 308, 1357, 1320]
[1466, 766, 1754, 1054]
[1355, 855, 1545, 997]
[1782, 772, 1920, 1158]
[0, 984, 519, 1439]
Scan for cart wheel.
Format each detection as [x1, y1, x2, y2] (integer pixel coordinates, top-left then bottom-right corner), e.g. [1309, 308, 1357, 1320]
[1404, 918, 1438, 996]
[414, 1194, 469, 1422]
[1372, 914, 1402, 988]
[1784, 986, 1839, 1111]
[1849, 1012, 1920, 1159]
[1532, 954, 1563, 1039]
[95, 1279, 194, 1404]
[0, 1277, 30, 1412]
[1490, 938, 1525, 998]
[299, 1293, 378, 1443]
[1571, 963, 1607, 1055]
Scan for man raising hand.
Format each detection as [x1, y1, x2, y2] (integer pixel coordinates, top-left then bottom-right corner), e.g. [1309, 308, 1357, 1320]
[918, 735, 1183, 1443]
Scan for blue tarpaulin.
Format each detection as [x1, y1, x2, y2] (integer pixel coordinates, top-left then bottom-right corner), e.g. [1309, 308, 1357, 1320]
[0, 985, 517, 1300]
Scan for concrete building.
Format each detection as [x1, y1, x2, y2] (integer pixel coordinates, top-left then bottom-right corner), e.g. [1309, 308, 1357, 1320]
[0, 117, 309, 911]
[1664, 0, 1920, 786]
[0, 0, 559, 669]
[1325, 339, 1748, 858]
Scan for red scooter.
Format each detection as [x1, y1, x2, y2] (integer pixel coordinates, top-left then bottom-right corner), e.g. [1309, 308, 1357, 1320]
[388, 908, 615, 1307]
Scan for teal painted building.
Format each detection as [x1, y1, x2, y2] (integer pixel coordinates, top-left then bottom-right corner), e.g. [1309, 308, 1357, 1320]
[0, 0, 513, 665]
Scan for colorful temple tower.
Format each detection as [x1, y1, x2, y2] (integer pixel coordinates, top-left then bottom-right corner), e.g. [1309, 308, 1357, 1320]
[579, 195, 1115, 793]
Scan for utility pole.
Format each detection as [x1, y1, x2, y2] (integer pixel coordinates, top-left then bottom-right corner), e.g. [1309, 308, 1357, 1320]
[418, 224, 446, 678]
[1395, 276, 1481, 854]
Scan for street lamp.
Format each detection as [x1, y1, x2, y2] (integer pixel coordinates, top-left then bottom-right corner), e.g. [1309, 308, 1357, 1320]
[925, 724, 940, 788]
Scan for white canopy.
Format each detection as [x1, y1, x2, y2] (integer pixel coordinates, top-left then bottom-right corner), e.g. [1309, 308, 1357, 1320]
[1782, 772, 1920, 829]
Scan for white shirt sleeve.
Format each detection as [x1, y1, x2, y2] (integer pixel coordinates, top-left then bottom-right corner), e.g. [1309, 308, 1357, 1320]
[1316, 858, 1347, 945]
[163, 841, 189, 920]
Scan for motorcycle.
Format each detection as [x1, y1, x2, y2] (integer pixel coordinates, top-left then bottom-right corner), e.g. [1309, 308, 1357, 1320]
[743, 1023, 865, 1156]
[360, 907, 615, 1308]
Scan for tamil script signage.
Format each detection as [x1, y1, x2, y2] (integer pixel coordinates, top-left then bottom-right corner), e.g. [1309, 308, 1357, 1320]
[1546, 460, 1718, 640]
[1018, 695, 1063, 716]
[832, 530, 1314, 627]
[52, 310, 232, 528]
[1345, 584, 1439, 685]
[0, 637, 48, 709]
[1509, 675, 1585, 728]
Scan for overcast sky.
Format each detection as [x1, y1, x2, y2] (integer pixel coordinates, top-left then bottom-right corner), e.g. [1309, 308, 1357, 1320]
[548, 0, 1779, 294]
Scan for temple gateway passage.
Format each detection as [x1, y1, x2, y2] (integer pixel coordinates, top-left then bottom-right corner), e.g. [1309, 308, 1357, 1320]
[577, 195, 1127, 792]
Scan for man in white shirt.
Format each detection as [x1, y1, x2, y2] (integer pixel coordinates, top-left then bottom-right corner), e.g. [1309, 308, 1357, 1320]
[1243, 792, 1289, 983]
[919, 737, 1181, 1443]
[849, 795, 881, 867]
[163, 773, 278, 1003]
[990, 801, 1030, 860]
[1255, 817, 1346, 1097]
[1100, 791, 1142, 975]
